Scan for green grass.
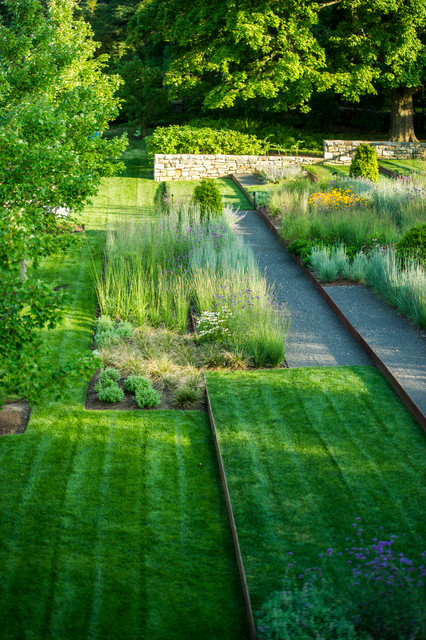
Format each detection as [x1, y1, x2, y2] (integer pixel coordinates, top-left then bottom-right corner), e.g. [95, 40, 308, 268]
[166, 177, 252, 210]
[378, 159, 426, 175]
[205, 367, 425, 612]
[0, 137, 248, 639]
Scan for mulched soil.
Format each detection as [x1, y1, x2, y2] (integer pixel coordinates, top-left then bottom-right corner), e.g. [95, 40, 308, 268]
[85, 372, 207, 412]
[0, 402, 31, 436]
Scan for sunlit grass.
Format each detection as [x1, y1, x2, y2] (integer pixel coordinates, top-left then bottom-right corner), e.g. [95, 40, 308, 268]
[206, 367, 426, 612]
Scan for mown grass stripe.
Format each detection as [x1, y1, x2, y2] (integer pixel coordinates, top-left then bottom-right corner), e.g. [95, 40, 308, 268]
[206, 367, 425, 612]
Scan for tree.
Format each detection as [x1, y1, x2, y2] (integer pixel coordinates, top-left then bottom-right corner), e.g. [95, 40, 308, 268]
[129, 0, 425, 141]
[129, 0, 333, 115]
[0, 0, 127, 405]
[324, 0, 426, 141]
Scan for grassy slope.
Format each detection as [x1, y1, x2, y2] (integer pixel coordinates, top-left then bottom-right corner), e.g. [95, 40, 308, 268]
[166, 177, 252, 210]
[206, 367, 425, 611]
[0, 139, 247, 640]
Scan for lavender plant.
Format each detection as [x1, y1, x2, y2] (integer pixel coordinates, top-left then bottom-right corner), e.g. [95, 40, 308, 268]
[258, 521, 425, 640]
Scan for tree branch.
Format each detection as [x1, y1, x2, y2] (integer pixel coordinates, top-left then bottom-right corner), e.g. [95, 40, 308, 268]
[318, 0, 342, 9]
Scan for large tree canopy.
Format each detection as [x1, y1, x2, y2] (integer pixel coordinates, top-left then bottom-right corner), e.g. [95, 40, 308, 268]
[325, 0, 426, 141]
[129, 0, 425, 140]
[129, 0, 333, 114]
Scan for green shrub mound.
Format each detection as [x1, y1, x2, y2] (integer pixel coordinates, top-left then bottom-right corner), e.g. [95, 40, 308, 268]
[193, 179, 223, 219]
[123, 375, 161, 408]
[145, 125, 265, 155]
[135, 386, 161, 409]
[98, 367, 121, 385]
[95, 383, 124, 403]
[396, 222, 426, 265]
[95, 368, 124, 403]
[257, 582, 359, 640]
[349, 143, 379, 182]
[123, 375, 152, 394]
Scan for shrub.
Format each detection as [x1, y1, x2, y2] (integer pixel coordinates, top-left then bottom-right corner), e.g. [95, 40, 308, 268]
[145, 125, 265, 155]
[123, 375, 152, 394]
[94, 316, 134, 347]
[257, 581, 358, 640]
[396, 223, 426, 265]
[134, 386, 161, 409]
[98, 367, 121, 385]
[173, 383, 203, 407]
[192, 179, 223, 219]
[349, 144, 379, 182]
[115, 320, 134, 340]
[95, 383, 124, 403]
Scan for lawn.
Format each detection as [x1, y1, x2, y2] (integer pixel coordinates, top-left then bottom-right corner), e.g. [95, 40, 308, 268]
[166, 177, 252, 210]
[205, 367, 426, 614]
[0, 138, 248, 640]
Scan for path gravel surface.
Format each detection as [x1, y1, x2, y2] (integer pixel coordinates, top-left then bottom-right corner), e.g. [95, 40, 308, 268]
[325, 285, 426, 416]
[237, 209, 372, 368]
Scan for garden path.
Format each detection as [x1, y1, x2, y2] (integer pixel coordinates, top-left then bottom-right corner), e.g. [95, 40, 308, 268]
[234, 173, 426, 421]
[236, 208, 372, 368]
[325, 285, 426, 417]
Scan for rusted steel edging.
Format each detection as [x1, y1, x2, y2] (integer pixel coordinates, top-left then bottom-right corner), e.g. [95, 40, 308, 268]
[205, 386, 258, 640]
[232, 173, 426, 433]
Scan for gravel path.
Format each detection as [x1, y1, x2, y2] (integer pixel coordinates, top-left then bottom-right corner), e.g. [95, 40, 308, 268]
[237, 209, 371, 368]
[325, 285, 426, 416]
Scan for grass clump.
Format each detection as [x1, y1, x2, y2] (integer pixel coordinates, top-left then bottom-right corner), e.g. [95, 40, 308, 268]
[349, 143, 379, 183]
[193, 178, 223, 219]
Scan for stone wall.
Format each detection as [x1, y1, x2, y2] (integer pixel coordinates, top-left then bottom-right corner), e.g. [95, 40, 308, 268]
[154, 153, 323, 181]
[324, 140, 426, 164]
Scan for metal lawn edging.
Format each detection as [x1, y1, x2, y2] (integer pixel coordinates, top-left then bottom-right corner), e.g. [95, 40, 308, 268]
[231, 173, 426, 433]
[205, 385, 258, 640]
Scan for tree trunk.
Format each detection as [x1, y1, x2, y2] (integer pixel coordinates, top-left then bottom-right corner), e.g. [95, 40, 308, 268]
[389, 88, 418, 142]
[20, 257, 27, 281]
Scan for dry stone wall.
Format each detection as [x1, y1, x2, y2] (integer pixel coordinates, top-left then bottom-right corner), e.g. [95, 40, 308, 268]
[154, 153, 323, 181]
[153, 141, 426, 180]
[324, 140, 426, 164]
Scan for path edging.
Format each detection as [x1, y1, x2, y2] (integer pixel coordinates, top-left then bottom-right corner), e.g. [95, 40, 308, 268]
[231, 173, 426, 433]
[205, 384, 258, 640]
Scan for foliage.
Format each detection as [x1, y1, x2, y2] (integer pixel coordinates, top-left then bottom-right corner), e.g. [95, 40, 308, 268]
[259, 166, 305, 184]
[145, 125, 265, 155]
[257, 581, 358, 640]
[0, 274, 98, 406]
[94, 316, 134, 347]
[129, 1, 330, 114]
[258, 522, 425, 640]
[95, 380, 125, 403]
[95, 367, 124, 403]
[172, 383, 203, 408]
[0, 0, 126, 402]
[123, 374, 152, 394]
[98, 367, 121, 385]
[396, 223, 426, 266]
[349, 145, 379, 183]
[134, 385, 161, 408]
[193, 179, 223, 219]
[94, 205, 290, 365]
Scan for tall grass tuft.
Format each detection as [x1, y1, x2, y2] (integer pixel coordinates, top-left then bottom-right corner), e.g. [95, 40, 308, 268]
[94, 203, 291, 365]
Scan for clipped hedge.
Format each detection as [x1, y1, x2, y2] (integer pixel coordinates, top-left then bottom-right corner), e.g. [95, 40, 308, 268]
[145, 125, 265, 155]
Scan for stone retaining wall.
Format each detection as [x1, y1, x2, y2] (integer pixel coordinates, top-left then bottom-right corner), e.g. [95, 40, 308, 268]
[324, 140, 426, 164]
[154, 153, 323, 181]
